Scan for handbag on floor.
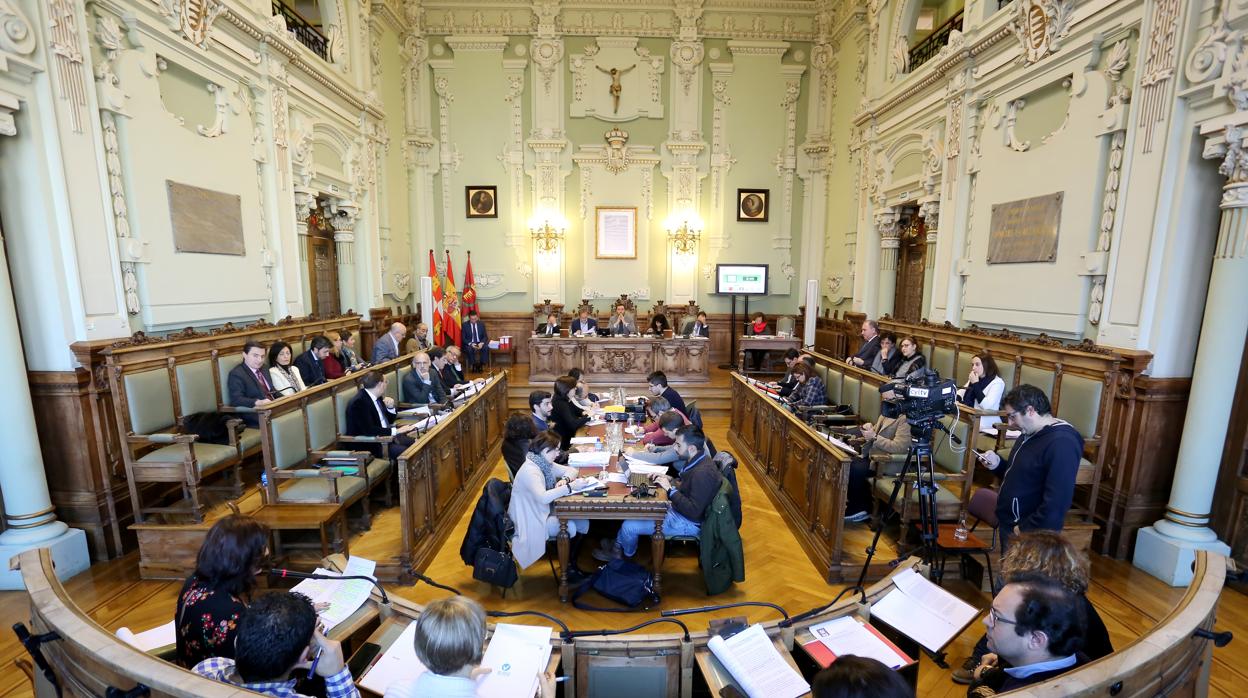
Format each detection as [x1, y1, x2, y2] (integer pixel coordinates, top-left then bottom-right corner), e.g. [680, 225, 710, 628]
[572, 558, 660, 611]
[471, 546, 518, 588]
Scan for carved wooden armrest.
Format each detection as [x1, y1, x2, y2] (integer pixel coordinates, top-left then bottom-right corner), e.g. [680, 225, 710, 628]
[274, 468, 345, 479]
[339, 435, 395, 444]
[132, 432, 197, 445]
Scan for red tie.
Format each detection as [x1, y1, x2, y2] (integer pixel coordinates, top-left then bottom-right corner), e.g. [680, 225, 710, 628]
[254, 369, 271, 393]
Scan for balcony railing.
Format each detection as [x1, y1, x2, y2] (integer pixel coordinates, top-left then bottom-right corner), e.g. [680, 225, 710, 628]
[908, 9, 964, 72]
[273, 1, 328, 60]
[998, 0, 1014, 8]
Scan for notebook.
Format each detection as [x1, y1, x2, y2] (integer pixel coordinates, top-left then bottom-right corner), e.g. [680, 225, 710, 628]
[804, 616, 912, 669]
[705, 624, 810, 698]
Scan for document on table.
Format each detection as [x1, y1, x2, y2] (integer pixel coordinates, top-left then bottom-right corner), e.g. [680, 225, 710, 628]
[567, 451, 612, 467]
[478, 623, 553, 698]
[604, 472, 629, 484]
[624, 461, 668, 476]
[290, 556, 377, 633]
[397, 405, 431, 417]
[116, 620, 176, 653]
[808, 616, 909, 669]
[570, 476, 606, 493]
[818, 432, 858, 456]
[706, 624, 809, 698]
[570, 436, 601, 445]
[357, 621, 427, 694]
[869, 568, 980, 652]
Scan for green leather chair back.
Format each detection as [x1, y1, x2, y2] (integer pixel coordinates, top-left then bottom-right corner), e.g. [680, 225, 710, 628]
[843, 375, 861, 415]
[931, 346, 955, 379]
[934, 415, 970, 474]
[994, 354, 1018, 388]
[859, 385, 882, 423]
[1020, 364, 1055, 396]
[217, 353, 243, 405]
[308, 397, 337, 451]
[271, 410, 308, 470]
[955, 352, 975, 387]
[124, 368, 176, 435]
[383, 369, 400, 402]
[336, 386, 360, 434]
[825, 368, 842, 405]
[176, 360, 217, 416]
[1058, 373, 1103, 438]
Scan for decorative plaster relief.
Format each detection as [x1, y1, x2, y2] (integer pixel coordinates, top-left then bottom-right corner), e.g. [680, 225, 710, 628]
[670, 40, 704, 95]
[48, 0, 87, 133]
[155, 0, 226, 49]
[0, 0, 36, 56]
[569, 37, 665, 121]
[1010, 0, 1075, 66]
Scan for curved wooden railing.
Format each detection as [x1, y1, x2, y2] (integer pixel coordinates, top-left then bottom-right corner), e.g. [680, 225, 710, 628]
[12, 544, 1229, 696]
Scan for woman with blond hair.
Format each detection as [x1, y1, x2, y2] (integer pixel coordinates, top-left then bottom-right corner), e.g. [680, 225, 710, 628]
[951, 530, 1112, 685]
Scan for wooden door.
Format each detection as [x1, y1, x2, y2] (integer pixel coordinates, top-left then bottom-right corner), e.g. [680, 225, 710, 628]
[306, 235, 340, 317]
[894, 217, 926, 323]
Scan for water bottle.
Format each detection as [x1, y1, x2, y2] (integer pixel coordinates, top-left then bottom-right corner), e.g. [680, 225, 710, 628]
[260, 471, 268, 488]
[627, 413, 635, 434]
[953, 514, 969, 541]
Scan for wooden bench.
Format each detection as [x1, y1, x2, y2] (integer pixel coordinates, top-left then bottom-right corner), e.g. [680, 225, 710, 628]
[103, 315, 362, 523]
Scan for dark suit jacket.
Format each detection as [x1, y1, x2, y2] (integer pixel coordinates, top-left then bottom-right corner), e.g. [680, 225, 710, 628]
[571, 318, 598, 335]
[294, 350, 327, 387]
[439, 363, 467, 388]
[690, 321, 710, 338]
[535, 322, 561, 337]
[345, 390, 396, 457]
[402, 370, 446, 405]
[227, 363, 272, 427]
[661, 386, 688, 417]
[461, 320, 488, 346]
[550, 394, 588, 449]
[851, 335, 881, 368]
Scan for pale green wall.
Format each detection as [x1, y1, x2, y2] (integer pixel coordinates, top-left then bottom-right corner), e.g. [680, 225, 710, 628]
[155, 58, 218, 138]
[820, 37, 868, 312]
[378, 24, 412, 304]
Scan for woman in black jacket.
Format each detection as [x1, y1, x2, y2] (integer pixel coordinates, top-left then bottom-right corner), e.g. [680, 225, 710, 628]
[502, 411, 537, 479]
[550, 376, 589, 449]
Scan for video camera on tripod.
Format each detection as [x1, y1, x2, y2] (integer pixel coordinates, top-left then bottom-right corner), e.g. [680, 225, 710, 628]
[885, 368, 958, 430]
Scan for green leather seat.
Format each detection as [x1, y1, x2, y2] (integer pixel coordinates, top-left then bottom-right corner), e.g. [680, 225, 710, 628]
[138, 442, 238, 471]
[240, 428, 262, 451]
[278, 458, 389, 502]
[873, 475, 962, 510]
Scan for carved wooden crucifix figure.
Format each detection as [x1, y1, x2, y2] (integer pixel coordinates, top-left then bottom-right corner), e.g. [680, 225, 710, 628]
[596, 64, 636, 113]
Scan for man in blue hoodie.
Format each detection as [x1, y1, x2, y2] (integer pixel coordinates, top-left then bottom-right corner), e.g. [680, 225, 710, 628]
[976, 384, 1083, 550]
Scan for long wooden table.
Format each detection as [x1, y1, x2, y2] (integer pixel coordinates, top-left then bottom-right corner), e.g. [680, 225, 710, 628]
[528, 335, 711, 382]
[552, 422, 669, 602]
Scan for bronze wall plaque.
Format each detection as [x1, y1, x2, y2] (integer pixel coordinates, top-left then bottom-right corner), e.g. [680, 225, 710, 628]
[986, 192, 1063, 264]
[167, 180, 245, 255]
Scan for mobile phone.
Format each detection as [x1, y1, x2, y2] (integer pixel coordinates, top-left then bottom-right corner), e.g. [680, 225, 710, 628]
[973, 449, 991, 462]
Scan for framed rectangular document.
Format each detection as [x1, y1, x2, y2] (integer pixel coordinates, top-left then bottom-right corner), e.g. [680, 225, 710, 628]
[595, 206, 637, 259]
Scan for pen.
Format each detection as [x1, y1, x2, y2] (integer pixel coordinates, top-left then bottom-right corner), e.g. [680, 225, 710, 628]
[307, 646, 323, 678]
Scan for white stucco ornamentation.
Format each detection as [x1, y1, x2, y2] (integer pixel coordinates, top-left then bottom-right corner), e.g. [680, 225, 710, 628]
[156, 0, 226, 49]
[1010, 0, 1075, 66]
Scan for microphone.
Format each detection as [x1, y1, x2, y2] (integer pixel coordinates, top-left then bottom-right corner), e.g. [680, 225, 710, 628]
[662, 600, 789, 622]
[269, 568, 390, 605]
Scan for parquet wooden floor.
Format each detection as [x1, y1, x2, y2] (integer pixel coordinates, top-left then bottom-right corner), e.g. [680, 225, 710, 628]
[2, 413, 1244, 696]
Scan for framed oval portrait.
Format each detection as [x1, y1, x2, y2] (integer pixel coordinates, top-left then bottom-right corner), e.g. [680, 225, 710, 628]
[466, 186, 498, 218]
[737, 189, 769, 222]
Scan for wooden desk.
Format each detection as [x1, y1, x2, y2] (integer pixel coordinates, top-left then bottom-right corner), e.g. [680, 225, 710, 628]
[529, 335, 711, 383]
[695, 637, 809, 697]
[249, 502, 349, 560]
[737, 336, 801, 374]
[552, 422, 669, 602]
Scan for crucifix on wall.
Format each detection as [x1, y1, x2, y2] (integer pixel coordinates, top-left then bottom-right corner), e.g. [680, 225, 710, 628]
[596, 64, 636, 114]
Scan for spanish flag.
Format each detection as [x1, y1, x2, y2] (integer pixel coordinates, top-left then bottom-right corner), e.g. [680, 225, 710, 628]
[428, 249, 443, 346]
[443, 250, 462, 347]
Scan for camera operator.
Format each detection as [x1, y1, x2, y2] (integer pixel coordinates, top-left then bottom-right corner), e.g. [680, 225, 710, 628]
[975, 385, 1083, 550]
[843, 397, 911, 523]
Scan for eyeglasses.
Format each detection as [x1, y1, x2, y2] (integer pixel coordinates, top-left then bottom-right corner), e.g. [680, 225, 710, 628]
[1004, 410, 1023, 423]
[987, 608, 1019, 627]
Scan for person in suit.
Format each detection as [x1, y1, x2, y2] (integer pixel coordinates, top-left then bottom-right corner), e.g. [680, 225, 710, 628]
[646, 370, 687, 416]
[571, 309, 598, 336]
[266, 341, 306, 397]
[428, 347, 465, 400]
[293, 336, 332, 388]
[848, 319, 881, 369]
[535, 312, 561, 337]
[550, 376, 589, 449]
[460, 310, 489, 372]
[344, 370, 418, 460]
[413, 322, 432, 352]
[372, 321, 406, 363]
[530, 390, 553, 432]
[688, 311, 711, 338]
[401, 352, 446, 406]
[609, 303, 636, 336]
[227, 341, 274, 427]
[444, 345, 469, 386]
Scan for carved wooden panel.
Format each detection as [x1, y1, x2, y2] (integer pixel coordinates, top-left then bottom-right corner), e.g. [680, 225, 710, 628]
[585, 347, 655, 378]
[531, 343, 557, 376]
[781, 432, 814, 519]
[683, 342, 708, 377]
[431, 433, 462, 522]
[812, 452, 836, 545]
[556, 343, 581, 376]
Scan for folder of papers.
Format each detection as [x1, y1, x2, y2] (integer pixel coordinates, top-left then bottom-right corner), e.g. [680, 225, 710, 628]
[289, 556, 377, 634]
[623, 461, 668, 476]
[567, 451, 612, 467]
[869, 568, 980, 653]
[357, 621, 427, 694]
[706, 624, 810, 698]
[116, 620, 176, 653]
[803, 616, 912, 669]
[569, 436, 601, 445]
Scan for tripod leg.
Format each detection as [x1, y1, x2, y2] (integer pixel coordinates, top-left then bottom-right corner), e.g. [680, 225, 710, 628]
[853, 451, 915, 591]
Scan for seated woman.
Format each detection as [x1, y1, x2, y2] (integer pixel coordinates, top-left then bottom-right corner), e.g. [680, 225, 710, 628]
[384, 596, 555, 698]
[337, 329, 363, 371]
[843, 399, 911, 522]
[959, 353, 1006, 431]
[869, 332, 903, 377]
[567, 367, 599, 409]
[323, 333, 346, 379]
[502, 411, 537, 480]
[745, 312, 769, 371]
[550, 376, 589, 449]
[953, 530, 1113, 684]
[785, 362, 827, 408]
[176, 514, 270, 668]
[892, 335, 927, 380]
[647, 313, 671, 336]
[266, 341, 306, 397]
[508, 431, 593, 582]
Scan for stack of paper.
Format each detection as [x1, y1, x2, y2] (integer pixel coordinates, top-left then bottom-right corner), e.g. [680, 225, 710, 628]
[567, 451, 612, 467]
[357, 621, 427, 694]
[624, 461, 668, 476]
[478, 624, 553, 698]
[817, 432, 858, 456]
[706, 624, 809, 698]
[808, 616, 909, 669]
[116, 620, 176, 653]
[290, 556, 377, 633]
[870, 568, 980, 652]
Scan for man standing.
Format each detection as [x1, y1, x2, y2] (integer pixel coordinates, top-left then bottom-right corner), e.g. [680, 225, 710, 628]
[294, 336, 333, 387]
[969, 581, 1088, 696]
[372, 321, 406, 363]
[460, 310, 489, 372]
[647, 370, 687, 416]
[344, 371, 418, 460]
[401, 352, 446, 406]
[977, 385, 1083, 550]
[597, 427, 722, 561]
[572, 309, 598, 336]
[610, 303, 636, 336]
[848, 319, 881, 368]
[529, 390, 553, 431]
[227, 340, 273, 427]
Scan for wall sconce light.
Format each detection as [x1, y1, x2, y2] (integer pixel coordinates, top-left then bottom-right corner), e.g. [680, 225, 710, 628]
[529, 213, 566, 253]
[666, 213, 703, 255]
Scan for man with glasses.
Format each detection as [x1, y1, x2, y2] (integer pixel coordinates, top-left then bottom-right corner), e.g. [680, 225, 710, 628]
[401, 352, 446, 405]
[976, 384, 1083, 550]
[969, 580, 1088, 695]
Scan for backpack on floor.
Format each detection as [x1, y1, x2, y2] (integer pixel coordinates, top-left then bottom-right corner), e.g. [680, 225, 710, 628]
[572, 558, 660, 611]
